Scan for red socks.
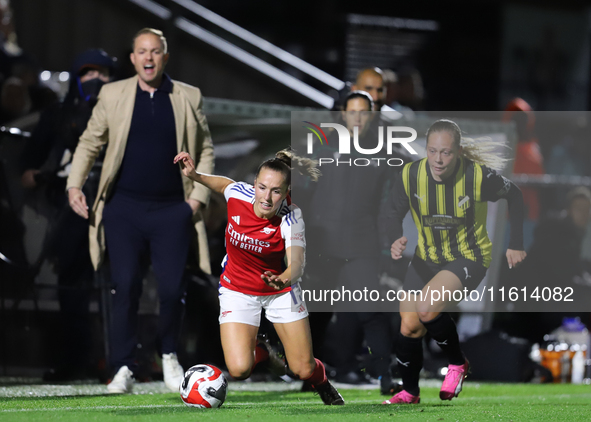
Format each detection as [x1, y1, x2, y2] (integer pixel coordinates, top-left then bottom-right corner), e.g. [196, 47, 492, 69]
[251, 349, 327, 388]
[253, 344, 269, 369]
[302, 358, 327, 387]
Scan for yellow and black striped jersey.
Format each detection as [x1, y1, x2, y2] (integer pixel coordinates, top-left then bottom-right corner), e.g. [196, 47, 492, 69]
[389, 157, 524, 268]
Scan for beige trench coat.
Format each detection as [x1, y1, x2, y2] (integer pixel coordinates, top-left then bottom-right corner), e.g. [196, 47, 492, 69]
[66, 75, 214, 274]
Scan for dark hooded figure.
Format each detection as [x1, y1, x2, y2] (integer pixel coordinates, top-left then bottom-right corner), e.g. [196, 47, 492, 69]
[20, 48, 116, 381]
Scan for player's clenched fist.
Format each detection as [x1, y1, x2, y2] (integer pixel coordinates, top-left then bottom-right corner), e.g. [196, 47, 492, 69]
[391, 236, 408, 260]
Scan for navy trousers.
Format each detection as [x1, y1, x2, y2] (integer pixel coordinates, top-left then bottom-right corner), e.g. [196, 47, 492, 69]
[103, 193, 193, 371]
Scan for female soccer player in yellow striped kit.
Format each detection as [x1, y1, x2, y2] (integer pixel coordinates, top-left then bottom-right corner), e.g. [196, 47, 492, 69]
[383, 119, 527, 404]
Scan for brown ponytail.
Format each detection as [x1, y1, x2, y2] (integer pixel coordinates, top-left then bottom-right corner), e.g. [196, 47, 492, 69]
[255, 148, 322, 187]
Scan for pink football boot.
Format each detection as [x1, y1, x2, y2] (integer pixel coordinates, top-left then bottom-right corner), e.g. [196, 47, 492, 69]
[440, 359, 470, 401]
[382, 390, 420, 404]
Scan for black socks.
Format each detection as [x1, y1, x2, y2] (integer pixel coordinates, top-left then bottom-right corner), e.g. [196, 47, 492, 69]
[421, 312, 464, 365]
[396, 313, 464, 396]
[395, 332, 423, 396]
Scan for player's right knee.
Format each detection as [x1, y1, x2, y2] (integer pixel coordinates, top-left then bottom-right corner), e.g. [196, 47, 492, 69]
[400, 320, 426, 338]
[227, 362, 252, 380]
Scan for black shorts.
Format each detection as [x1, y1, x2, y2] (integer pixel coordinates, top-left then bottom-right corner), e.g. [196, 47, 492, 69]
[403, 256, 487, 292]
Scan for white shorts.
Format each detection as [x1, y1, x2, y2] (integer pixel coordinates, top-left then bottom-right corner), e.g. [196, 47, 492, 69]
[218, 283, 309, 326]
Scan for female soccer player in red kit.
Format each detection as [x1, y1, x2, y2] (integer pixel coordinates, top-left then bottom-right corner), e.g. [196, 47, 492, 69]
[174, 149, 344, 405]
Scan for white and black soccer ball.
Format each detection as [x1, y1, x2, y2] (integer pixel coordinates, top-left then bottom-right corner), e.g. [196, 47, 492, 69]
[179, 364, 228, 408]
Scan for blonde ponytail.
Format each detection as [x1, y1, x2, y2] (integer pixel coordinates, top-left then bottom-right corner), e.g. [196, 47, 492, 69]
[460, 137, 509, 171]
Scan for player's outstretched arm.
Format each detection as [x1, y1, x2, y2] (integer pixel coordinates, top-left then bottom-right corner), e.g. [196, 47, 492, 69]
[391, 236, 408, 260]
[261, 246, 305, 290]
[174, 152, 234, 194]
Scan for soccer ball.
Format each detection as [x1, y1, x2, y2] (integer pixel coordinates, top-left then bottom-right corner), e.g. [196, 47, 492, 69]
[179, 364, 228, 408]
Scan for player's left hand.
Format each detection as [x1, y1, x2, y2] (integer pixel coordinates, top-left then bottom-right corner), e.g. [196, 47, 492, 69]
[506, 249, 526, 269]
[261, 271, 290, 290]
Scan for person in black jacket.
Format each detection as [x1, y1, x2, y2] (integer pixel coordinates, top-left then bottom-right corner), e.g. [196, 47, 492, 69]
[498, 186, 591, 342]
[303, 91, 409, 394]
[20, 49, 115, 381]
[517, 186, 590, 290]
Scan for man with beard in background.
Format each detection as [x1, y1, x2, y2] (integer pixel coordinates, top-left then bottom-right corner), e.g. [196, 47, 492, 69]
[66, 29, 214, 394]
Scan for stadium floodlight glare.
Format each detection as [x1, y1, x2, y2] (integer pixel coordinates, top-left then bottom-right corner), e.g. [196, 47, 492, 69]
[0, 251, 13, 264]
[172, 0, 345, 91]
[128, 0, 172, 19]
[175, 17, 335, 109]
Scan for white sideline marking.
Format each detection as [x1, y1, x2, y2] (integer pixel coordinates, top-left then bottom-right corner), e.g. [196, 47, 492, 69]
[0, 400, 378, 413]
[1, 404, 185, 413]
[4, 394, 591, 413]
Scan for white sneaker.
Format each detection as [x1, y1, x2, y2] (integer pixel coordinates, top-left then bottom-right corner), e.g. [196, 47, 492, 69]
[107, 365, 134, 394]
[162, 352, 184, 392]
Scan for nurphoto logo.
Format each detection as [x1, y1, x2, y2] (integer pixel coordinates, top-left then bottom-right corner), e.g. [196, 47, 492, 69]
[302, 121, 419, 167]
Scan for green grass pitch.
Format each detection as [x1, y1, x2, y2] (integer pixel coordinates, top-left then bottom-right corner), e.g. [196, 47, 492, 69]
[1, 382, 590, 421]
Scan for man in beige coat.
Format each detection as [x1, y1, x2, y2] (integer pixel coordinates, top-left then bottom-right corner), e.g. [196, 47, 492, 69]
[67, 28, 214, 394]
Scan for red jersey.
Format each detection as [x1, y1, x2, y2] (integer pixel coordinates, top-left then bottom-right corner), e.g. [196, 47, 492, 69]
[220, 182, 306, 296]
